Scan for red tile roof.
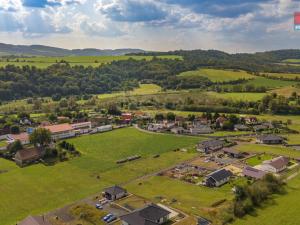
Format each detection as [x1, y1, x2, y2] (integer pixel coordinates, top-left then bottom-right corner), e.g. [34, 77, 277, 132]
[11, 132, 29, 142]
[42, 123, 74, 133]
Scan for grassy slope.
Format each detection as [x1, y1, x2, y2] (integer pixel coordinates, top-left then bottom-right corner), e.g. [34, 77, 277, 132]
[245, 77, 297, 88]
[0, 55, 182, 68]
[233, 174, 300, 225]
[178, 69, 255, 82]
[0, 128, 200, 225]
[208, 92, 266, 101]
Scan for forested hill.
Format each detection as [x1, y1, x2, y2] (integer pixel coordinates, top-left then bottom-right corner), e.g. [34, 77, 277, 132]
[0, 43, 145, 56]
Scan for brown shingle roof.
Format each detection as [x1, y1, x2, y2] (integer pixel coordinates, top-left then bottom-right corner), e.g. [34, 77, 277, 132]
[15, 148, 41, 161]
[267, 156, 289, 170]
[243, 166, 266, 179]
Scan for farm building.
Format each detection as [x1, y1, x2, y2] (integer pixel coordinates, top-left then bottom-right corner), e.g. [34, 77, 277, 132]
[71, 121, 91, 130]
[7, 132, 30, 145]
[258, 156, 289, 173]
[148, 123, 164, 132]
[14, 148, 43, 167]
[190, 125, 213, 135]
[197, 139, 225, 153]
[234, 124, 250, 131]
[103, 185, 127, 201]
[205, 169, 232, 187]
[216, 116, 227, 127]
[171, 127, 185, 134]
[42, 123, 75, 140]
[18, 215, 51, 225]
[256, 135, 284, 144]
[223, 148, 243, 158]
[243, 166, 267, 180]
[120, 204, 170, 225]
[244, 116, 258, 125]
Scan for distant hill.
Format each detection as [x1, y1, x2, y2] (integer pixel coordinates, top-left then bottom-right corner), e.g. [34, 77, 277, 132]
[0, 43, 145, 56]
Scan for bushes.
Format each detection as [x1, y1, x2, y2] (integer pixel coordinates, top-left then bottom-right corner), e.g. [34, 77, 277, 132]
[233, 174, 285, 218]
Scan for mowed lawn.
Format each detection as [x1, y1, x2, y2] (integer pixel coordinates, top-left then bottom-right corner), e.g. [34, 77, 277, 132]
[178, 69, 255, 82]
[233, 174, 300, 225]
[0, 128, 200, 225]
[125, 176, 234, 223]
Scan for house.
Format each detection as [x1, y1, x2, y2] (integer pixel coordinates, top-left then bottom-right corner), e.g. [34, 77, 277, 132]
[7, 132, 30, 145]
[234, 124, 250, 131]
[205, 169, 232, 187]
[42, 123, 75, 140]
[259, 156, 289, 173]
[148, 123, 164, 132]
[223, 148, 243, 158]
[18, 215, 51, 225]
[245, 116, 258, 125]
[120, 204, 170, 225]
[171, 127, 185, 134]
[243, 166, 267, 180]
[190, 125, 213, 135]
[197, 139, 225, 153]
[216, 116, 227, 127]
[14, 148, 43, 167]
[253, 124, 268, 132]
[256, 135, 284, 145]
[103, 185, 127, 201]
[122, 113, 133, 123]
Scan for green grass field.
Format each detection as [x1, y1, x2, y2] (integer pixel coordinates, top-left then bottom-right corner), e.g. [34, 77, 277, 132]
[0, 55, 182, 68]
[244, 77, 297, 88]
[235, 144, 300, 158]
[0, 128, 200, 225]
[271, 86, 300, 97]
[246, 154, 273, 166]
[282, 59, 300, 63]
[178, 69, 255, 82]
[233, 173, 300, 225]
[263, 72, 300, 80]
[98, 84, 162, 99]
[208, 92, 266, 101]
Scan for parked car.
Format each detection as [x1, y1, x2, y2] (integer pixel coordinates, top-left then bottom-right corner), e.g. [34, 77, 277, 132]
[95, 203, 103, 209]
[106, 215, 117, 223]
[103, 214, 113, 221]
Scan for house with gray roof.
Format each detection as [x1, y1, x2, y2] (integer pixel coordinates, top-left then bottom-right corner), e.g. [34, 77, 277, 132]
[120, 204, 170, 225]
[205, 169, 232, 187]
[104, 185, 127, 201]
[18, 215, 51, 225]
[197, 139, 225, 153]
[243, 166, 267, 180]
[256, 135, 284, 145]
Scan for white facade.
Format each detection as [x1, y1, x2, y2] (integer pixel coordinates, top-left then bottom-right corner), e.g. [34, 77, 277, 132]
[51, 130, 76, 140]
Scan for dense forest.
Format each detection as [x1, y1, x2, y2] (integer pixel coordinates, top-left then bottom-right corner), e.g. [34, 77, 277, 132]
[1, 49, 300, 101]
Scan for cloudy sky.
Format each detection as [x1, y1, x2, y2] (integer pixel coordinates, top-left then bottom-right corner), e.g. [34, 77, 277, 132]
[0, 0, 299, 52]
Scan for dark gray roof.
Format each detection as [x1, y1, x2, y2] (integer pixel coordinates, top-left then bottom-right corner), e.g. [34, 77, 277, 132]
[207, 169, 232, 182]
[258, 135, 283, 141]
[104, 185, 126, 195]
[120, 204, 170, 225]
[200, 139, 224, 148]
[198, 217, 211, 225]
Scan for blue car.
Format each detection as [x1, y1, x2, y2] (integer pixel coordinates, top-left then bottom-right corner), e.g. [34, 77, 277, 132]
[102, 214, 113, 221]
[106, 215, 117, 223]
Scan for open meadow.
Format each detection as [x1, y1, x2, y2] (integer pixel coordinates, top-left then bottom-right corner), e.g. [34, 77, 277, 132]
[178, 69, 255, 82]
[0, 128, 200, 225]
[0, 55, 182, 68]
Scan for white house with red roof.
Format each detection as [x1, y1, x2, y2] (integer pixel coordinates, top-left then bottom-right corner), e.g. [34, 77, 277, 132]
[42, 123, 75, 140]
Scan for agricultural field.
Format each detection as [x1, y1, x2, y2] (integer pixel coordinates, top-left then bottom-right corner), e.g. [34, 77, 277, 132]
[262, 72, 300, 80]
[208, 92, 266, 101]
[233, 173, 300, 225]
[244, 77, 297, 89]
[98, 84, 162, 99]
[282, 59, 300, 63]
[178, 69, 255, 82]
[271, 86, 300, 97]
[0, 128, 200, 225]
[0, 55, 182, 68]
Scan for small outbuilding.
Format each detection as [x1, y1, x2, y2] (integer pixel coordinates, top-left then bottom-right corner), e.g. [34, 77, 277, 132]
[14, 148, 43, 167]
[223, 148, 243, 158]
[205, 169, 232, 187]
[103, 185, 127, 201]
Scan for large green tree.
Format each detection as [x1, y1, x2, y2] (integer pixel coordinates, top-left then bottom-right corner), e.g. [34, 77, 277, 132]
[29, 128, 52, 148]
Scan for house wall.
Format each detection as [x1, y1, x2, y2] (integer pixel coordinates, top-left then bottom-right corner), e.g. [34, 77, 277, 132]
[51, 130, 76, 140]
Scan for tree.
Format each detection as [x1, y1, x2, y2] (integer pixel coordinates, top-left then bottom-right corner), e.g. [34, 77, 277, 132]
[29, 128, 51, 148]
[10, 125, 20, 134]
[166, 112, 176, 121]
[8, 140, 23, 154]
